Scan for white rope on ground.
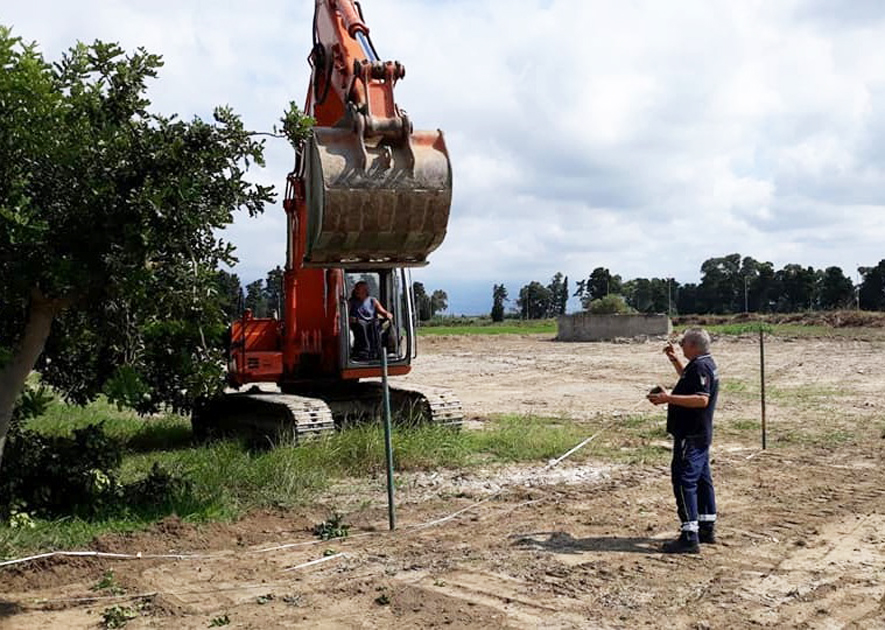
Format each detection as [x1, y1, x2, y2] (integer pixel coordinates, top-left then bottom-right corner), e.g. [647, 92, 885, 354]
[0, 416, 624, 571]
[280, 551, 345, 573]
[0, 550, 206, 568]
[22, 553, 346, 606]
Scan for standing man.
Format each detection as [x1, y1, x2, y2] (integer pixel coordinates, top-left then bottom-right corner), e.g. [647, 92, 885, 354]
[648, 327, 719, 554]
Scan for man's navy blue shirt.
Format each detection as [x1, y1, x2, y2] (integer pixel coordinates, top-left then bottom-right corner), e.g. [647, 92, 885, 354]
[666, 354, 719, 447]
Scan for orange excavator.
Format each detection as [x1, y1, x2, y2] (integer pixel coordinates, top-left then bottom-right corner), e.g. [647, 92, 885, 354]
[192, 0, 461, 440]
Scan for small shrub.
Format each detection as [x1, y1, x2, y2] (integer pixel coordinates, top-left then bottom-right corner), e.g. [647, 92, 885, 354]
[0, 423, 123, 519]
[125, 462, 193, 508]
[100, 605, 138, 628]
[0, 421, 192, 521]
[587, 294, 634, 315]
[312, 513, 349, 540]
[9, 383, 54, 434]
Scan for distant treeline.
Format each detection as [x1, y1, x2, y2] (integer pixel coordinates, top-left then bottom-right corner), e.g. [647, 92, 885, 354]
[492, 254, 885, 320]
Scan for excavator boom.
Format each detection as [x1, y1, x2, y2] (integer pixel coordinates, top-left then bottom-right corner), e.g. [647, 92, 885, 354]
[299, 0, 452, 268]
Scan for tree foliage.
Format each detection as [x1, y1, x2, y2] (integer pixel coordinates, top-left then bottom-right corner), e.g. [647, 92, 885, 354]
[430, 290, 449, 316]
[516, 281, 552, 320]
[560, 253, 869, 317]
[411, 282, 448, 321]
[490, 284, 508, 322]
[0, 30, 280, 460]
[859, 261, 885, 311]
[587, 294, 633, 315]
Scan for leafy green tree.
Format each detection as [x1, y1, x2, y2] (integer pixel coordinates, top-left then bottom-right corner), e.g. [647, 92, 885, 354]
[430, 289, 448, 316]
[244, 280, 268, 317]
[545, 273, 570, 316]
[263, 266, 284, 317]
[578, 267, 622, 309]
[859, 261, 885, 311]
[214, 269, 243, 321]
[775, 264, 818, 311]
[490, 284, 508, 322]
[517, 281, 553, 319]
[0, 31, 277, 464]
[818, 266, 854, 310]
[413, 282, 432, 321]
[698, 254, 742, 313]
[675, 283, 699, 315]
[739, 257, 778, 313]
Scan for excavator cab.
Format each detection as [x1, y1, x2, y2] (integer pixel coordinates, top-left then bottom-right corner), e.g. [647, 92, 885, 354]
[339, 269, 415, 369]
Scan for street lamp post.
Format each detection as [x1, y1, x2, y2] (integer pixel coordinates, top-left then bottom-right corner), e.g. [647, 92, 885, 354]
[856, 264, 861, 311]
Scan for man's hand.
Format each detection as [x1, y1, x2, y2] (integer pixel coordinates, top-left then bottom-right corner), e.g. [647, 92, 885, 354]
[647, 387, 670, 406]
[663, 342, 678, 359]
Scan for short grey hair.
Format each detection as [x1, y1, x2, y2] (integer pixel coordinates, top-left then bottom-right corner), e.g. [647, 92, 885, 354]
[682, 327, 711, 353]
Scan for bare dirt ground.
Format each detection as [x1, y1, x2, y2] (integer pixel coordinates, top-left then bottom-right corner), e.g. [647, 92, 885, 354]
[4, 333, 885, 629]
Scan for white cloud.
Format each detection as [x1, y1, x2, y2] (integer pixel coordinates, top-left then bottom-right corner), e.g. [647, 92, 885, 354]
[8, 0, 885, 313]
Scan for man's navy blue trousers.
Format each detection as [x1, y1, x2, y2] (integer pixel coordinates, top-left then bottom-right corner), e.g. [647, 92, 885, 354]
[671, 437, 717, 532]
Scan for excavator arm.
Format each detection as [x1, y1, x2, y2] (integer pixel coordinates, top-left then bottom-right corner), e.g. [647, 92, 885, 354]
[287, 0, 453, 268]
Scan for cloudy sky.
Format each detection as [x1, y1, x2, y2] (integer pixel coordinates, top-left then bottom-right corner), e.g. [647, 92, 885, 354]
[7, 0, 885, 313]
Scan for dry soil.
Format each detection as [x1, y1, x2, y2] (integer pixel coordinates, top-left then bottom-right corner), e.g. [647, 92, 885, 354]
[3, 333, 885, 629]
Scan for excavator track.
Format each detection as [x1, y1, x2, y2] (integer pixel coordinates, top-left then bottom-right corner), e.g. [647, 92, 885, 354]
[285, 382, 464, 429]
[193, 382, 462, 444]
[192, 392, 335, 444]
[386, 383, 464, 428]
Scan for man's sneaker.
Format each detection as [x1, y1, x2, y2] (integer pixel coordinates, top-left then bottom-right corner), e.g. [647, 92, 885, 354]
[661, 532, 700, 554]
[699, 526, 717, 545]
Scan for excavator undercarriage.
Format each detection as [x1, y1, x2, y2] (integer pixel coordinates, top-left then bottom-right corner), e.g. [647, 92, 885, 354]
[193, 383, 463, 444]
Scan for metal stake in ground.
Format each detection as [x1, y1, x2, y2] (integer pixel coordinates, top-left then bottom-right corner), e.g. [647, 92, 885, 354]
[760, 325, 767, 450]
[375, 316, 396, 531]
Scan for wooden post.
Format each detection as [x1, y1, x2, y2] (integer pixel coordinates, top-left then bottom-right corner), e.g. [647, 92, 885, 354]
[759, 326, 767, 450]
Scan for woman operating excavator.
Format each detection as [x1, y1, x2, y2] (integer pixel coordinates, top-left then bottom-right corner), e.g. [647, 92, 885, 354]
[348, 281, 393, 360]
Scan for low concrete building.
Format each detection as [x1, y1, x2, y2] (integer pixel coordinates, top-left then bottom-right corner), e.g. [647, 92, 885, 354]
[557, 313, 671, 341]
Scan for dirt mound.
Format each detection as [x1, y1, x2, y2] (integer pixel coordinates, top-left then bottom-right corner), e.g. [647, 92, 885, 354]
[674, 310, 885, 329]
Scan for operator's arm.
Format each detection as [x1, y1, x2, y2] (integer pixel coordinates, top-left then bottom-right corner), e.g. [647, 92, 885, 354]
[373, 298, 392, 320]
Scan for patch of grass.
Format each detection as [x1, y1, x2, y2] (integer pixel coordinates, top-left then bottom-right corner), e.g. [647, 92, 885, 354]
[774, 427, 857, 448]
[722, 379, 751, 394]
[728, 418, 761, 433]
[466, 415, 587, 462]
[766, 384, 844, 410]
[592, 443, 672, 465]
[1, 402, 682, 558]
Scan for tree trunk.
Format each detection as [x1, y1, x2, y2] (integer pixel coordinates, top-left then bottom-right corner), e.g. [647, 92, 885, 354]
[0, 289, 62, 469]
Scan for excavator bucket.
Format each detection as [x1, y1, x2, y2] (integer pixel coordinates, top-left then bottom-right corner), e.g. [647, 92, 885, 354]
[302, 127, 452, 267]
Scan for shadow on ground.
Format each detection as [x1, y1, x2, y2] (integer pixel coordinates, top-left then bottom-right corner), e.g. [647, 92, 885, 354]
[124, 422, 195, 453]
[0, 599, 23, 619]
[512, 531, 662, 555]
